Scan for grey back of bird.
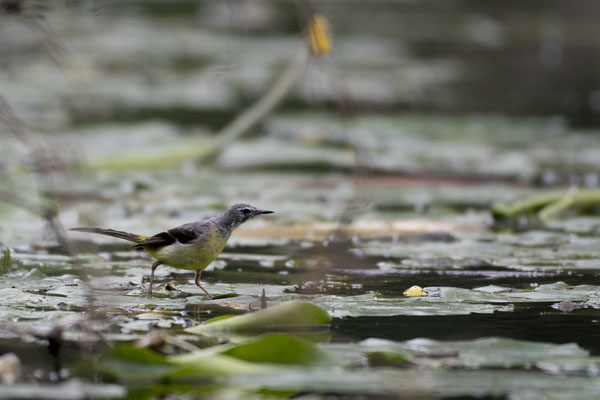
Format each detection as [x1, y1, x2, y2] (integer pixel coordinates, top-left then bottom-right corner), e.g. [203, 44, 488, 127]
[135, 203, 268, 250]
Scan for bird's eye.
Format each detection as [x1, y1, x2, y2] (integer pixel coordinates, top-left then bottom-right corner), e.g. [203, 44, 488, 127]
[241, 208, 252, 214]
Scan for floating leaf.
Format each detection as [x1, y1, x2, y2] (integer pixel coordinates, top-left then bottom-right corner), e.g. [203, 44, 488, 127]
[366, 351, 413, 368]
[167, 353, 263, 377]
[314, 293, 514, 317]
[396, 337, 589, 369]
[185, 301, 331, 336]
[229, 367, 600, 398]
[97, 343, 266, 380]
[0, 380, 126, 399]
[310, 282, 600, 317]
[220, 334, 329, 365]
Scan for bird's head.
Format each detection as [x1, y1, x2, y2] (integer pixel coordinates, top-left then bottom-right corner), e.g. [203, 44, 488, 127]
[222, 203, 274, 229]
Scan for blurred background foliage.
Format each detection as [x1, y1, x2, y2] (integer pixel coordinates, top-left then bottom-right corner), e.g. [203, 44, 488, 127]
[2, 1, 600, 399]
[2, 0, 600, 240]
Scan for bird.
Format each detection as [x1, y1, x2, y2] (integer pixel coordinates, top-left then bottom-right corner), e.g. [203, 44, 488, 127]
[70, 204, 273, 298]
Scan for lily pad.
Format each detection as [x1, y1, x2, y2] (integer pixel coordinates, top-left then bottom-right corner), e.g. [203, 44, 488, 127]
[312, 292, 514, 317]
[364, 230, 600, 273]
[219, 334, 329, 365]
[97, 343, 264, 380]
[368, 337, 589, 369]
[91, 335, 600, 397]
[306, 282, 600, 318]
[185, 301, 331, 336]
[0, 380, 125, 399]
[229, 368, 600, 398]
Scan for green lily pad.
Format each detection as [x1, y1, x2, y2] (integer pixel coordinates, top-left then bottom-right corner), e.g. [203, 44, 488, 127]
[376, 337, 589, 369]
[97, 343, 266, 381]
[229, 367, 600, 398]
[307, 282, 600, 318]
[166, 353, 263, 378]
[223, 337, 600, 397]
[363, 230, 600, 273]
[220, 334, 329, 365]
[320, 336, 595, 374]
[312, 292, 514, 317]
[0, 380, 125, 399]
[429, 283, 600, 304]
[185, 301, 331, 336]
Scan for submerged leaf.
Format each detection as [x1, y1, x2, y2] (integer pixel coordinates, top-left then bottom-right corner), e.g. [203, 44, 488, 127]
[97, 344, 175, 380]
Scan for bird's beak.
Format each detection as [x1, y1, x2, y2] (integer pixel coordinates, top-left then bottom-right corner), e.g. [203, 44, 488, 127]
[259, 210, 274, 214]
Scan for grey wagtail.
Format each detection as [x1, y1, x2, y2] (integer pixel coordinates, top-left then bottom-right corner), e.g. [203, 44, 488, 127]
[71, 204, 273, 298]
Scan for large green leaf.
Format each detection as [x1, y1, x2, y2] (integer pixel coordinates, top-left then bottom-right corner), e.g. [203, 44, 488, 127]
[185, 301, 331, 336]
[219, 334, 329, 365]
[97, 343, 269, 381]
[166, 354, 264, 377]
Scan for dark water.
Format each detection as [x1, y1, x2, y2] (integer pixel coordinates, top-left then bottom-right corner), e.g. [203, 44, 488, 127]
[333, 306, 600, 355]
[214, 243, 600, 355]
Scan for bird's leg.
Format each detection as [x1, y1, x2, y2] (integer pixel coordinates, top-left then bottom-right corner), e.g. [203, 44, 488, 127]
[194, 269, 213, 299]
[147, 260, 163, 298]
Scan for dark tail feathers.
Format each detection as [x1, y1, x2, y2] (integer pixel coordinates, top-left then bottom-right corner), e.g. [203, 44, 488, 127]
[70, 227, 146, 243]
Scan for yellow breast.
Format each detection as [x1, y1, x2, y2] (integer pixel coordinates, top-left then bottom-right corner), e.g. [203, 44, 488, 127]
[144, 228, 229, 271]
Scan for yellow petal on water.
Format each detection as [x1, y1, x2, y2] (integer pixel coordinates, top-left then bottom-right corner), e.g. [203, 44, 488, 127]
[305, 15, 332, 56]
[403, 285, 427, 297]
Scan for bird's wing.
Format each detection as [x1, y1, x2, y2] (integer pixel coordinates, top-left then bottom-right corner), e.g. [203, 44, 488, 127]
[134, 222, 207, 249]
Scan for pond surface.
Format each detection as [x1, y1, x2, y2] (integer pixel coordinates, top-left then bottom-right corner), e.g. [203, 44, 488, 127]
[2, 1, 600, 399]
